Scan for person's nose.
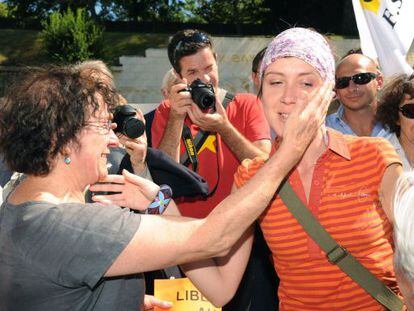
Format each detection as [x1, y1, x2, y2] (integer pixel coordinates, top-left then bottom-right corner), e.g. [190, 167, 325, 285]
[108, 124, 120, 147]
[348, 79, 359, 91]
[280, 85, 298, 105]
[200, 73, 211, 84]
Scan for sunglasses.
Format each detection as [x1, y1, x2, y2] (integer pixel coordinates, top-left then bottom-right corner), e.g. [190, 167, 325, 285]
[173, 32, 210, 63]
[399, 103, 414, 119]
[335, 72, 377, 89]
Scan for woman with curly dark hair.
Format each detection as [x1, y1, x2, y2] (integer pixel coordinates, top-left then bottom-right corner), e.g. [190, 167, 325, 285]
[377, 74, 414, 171]
[0, 66, 331, 311]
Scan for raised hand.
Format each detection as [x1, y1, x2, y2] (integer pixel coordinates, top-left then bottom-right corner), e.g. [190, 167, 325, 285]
[281, 81, 334, 155]
[187, 97, 229, 133]
[117, 108, 148, 174]
[169, 78, 193, 118]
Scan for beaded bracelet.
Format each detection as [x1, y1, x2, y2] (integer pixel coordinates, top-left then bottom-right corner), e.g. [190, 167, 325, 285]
[147, 184, 173, 214]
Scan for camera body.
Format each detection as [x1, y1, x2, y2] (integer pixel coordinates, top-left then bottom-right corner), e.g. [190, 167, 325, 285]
[185, 78, 216, 110]
[113, 104, 145, 139]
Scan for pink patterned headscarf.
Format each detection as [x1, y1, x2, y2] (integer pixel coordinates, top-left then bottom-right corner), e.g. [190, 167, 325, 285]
[259, 27, 335, 82]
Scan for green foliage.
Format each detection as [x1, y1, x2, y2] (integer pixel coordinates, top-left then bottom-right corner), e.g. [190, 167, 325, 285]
[0, 29, 170, 66]
[0, 2, 14, 18]
[114, 0, 194, 23]
[193, 0, 270, 24]
[40, 8, 104, 64]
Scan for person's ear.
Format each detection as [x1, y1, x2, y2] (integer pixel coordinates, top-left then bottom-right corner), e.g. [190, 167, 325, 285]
[376, 71, 384, 90]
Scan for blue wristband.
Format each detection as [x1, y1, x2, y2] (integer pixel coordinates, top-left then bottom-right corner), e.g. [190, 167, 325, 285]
[147, 184, 173, 214]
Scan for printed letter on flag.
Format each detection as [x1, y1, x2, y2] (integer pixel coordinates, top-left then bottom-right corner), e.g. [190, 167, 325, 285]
[352, 0, 414, 77]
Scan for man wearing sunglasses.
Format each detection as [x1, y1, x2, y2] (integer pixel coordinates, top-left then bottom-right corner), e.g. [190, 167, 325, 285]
[326, 53, 392, 139]
[151, 29, 276, 311]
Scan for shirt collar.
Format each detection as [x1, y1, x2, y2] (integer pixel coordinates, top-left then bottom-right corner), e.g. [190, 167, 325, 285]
[326, 128, 351, 160]
[334, 104, 345, 121]
[273, 128, 351, 161]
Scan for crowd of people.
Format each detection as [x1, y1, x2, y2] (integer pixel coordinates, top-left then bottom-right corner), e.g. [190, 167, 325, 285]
[1, 25, 414, 311]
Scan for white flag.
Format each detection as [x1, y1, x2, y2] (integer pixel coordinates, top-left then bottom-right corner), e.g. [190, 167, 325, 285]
[352, 0, 414, 77]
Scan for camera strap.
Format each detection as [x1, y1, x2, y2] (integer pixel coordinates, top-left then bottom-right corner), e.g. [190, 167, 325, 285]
[180, 92, 235, 171]
[181, 125, 200, 172]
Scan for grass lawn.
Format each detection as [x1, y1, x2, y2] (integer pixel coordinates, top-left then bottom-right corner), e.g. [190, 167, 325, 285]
[0, 28, 171, 66]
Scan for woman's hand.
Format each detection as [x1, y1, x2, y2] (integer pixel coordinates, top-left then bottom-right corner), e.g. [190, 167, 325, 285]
[281, 81, 334, 156]
[143, 295, 173, 310]
[90, 170, 160, 211]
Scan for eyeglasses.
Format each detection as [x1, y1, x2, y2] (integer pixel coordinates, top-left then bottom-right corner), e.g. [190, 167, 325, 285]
[399, 103, 414, 119]
[85, 120, 113, 134]
[335, 72, 377, 89]
[173, 32, 211, 64]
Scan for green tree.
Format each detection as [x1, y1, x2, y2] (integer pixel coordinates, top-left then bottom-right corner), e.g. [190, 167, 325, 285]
[40, 8, 104, 64]
[192, 0, 270, 24]
[4, 0, 116, 21]
[4, 0, 197, 23]
[113, 0, 194, 22]
[0, 2, 14, 18]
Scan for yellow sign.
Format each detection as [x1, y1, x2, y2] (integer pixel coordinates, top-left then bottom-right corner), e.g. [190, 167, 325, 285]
[360, 0, 381, 14]
[154, 278, 221, 311]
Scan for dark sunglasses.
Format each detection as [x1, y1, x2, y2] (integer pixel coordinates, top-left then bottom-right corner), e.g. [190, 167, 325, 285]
[335, 72, 377, 89]
[173, 32, 210, 63]
[399, 103, 414, 119]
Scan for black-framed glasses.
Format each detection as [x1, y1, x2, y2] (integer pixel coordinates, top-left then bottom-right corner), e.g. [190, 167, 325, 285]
[173, 32, 210, 63]
[335, 72, 377, 89]
[399, 103, 414, 119]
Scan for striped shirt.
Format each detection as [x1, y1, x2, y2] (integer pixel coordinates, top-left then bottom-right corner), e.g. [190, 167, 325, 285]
[234, 129, 402, 310]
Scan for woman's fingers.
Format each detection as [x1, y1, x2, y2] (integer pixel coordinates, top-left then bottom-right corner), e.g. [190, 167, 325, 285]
[282, 81, 334, 151]
[89, 182, 124, 193]
[95, 174, 125, 184]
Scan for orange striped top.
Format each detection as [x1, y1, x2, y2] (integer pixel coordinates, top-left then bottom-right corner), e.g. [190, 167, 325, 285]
[234, 129, 402, 310]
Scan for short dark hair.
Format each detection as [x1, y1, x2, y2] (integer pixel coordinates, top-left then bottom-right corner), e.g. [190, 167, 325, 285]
[167, 29, 214, 74]
[342, 48, 362, 59]
[0, 66, 119, 176]
[252, 47, 267, 74]
[377, 74, 414, 136]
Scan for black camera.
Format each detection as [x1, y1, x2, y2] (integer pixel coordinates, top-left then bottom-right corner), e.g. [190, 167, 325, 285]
[184, 78, 216, 110]
[113, 104, 145, 139]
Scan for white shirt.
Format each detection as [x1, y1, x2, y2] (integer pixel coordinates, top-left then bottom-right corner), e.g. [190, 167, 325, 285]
[388, 133, 412, 171]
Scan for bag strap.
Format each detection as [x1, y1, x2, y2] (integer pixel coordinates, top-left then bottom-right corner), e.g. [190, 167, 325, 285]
[222, 91, 235, 109]
[278, 180, 403, 311]
[180, 91, 235, 169]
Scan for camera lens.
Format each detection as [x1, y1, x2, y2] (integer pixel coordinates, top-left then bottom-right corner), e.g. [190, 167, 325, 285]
[198, 93, 215, 110]
[189, 79, 216, 110]
[113, 104, 145, 139]
[123, 118, 145, 139]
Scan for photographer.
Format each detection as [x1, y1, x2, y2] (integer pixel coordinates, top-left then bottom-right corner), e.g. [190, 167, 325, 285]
[152, 29, 271, 219]
[151, 29, 276, 310]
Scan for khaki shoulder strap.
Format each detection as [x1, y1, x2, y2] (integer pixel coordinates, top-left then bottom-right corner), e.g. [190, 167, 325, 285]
[278, 180, 403, 311]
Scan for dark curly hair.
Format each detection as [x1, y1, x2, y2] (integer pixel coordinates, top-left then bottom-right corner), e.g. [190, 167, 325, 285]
[167, 29, 215, 74]
[377, 74, 414, 137]
[0, 66, 119, 176]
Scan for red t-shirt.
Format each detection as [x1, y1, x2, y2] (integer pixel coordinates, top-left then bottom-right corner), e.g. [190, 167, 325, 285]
[151, 93, 270, 218]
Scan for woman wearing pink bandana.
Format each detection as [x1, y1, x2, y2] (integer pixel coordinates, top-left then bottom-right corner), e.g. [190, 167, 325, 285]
[233, 28, 404, 310]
